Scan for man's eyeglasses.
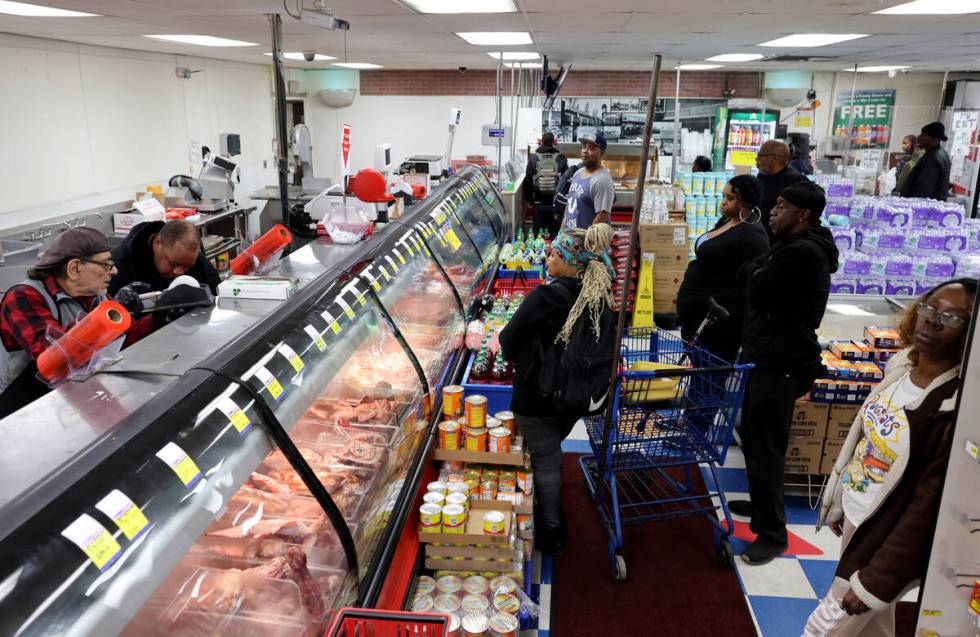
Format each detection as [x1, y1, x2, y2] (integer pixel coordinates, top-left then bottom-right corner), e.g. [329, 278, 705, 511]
[916, 302, 969, 329]
[756, 153, 777, 159]
[81, 258, 116, 272]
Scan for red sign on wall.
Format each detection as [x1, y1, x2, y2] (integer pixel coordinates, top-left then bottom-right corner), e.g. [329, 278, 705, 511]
[341, 123, 352, 176]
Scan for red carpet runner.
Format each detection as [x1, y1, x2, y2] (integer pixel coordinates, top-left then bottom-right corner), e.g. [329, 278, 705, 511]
[551, 454, 757, 636]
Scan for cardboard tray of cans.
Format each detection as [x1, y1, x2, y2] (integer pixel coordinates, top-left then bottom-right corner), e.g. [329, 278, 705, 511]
[418, 500, 513, 547]
[431, 448, 526, 466]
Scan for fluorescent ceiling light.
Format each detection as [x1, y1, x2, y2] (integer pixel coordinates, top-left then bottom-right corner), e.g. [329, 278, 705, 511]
[706, 53, 764, 62]
[457, 31, 532, 45]
[264, 52, 336, 61]
[487, 51, 539, 60]
[403, 0, 516, 13]
[759, 33, 868, 47]
[332, 62, 383, 69]
[504, 62, 543, 68]
[846, 65, 910, 72]
[677, 64, 722, 70]
[0, 1, 99, 16]
[875, 0, 980, 14]
[144, 35, 259, 47]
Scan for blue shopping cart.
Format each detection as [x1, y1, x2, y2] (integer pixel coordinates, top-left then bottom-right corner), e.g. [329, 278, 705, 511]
[579, 326, 753, 581]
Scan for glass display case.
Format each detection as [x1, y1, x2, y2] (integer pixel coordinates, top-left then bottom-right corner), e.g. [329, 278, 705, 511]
[818, 293, 914, 342]
[0, 166, 505, 637]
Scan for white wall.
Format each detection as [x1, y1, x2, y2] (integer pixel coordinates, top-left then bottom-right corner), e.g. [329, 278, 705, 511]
[304, 94, 524, 183]
[0, 34, 277, 233]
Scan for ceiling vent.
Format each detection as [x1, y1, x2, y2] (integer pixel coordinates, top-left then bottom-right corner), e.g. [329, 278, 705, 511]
[763, 55, 836, 63]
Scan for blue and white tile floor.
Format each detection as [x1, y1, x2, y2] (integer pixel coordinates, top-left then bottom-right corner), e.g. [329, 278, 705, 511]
[533, 422, 916, 637]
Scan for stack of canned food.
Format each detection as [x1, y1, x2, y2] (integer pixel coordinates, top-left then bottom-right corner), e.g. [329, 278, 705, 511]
[411, 574, 522, 637]
[439, 387, 518, 455]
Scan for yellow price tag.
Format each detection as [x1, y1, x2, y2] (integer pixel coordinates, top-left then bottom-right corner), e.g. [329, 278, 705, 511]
[277, 344, 305, 373]
[304, 325, 327, 352]
[396, 250, 406, 265]
[385, 254, 399, 272]
[436, 211, 447, 224]
[156, 442, 202, 488]
[379, 265, 391, 281]
[444, 228, 463, 251]
[254, 366, 284, 400]
[61, 514, 121, 571]
[356, 292, 366, 306]
[730, 150, 757, 166]
[920, 610, 942, 618]
[96, 490, 151, 541]
[337, 299, 356, 320]
[371, 279, 381, 292]
[321, 311, 342, 335]
[217, 396, 251, 434]
[965, 439, 978, 461]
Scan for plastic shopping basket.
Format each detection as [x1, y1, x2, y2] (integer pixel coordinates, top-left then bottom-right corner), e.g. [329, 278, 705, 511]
[326, 608, 452, 636]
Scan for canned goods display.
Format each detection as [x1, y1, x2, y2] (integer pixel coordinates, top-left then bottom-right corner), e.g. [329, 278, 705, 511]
[446, 492, 469, 510]
[479, 479, 498, 501]
[439, 420, 462, 450]
[427, 481, 449, 495]
[447, 482, 470, 496]
[443, 385, 465, 417]
[461, 593, 491, 615]
[483, 510, 506, 535]
[488, 611, 520, 637]
[464, 395, 488, 428]
[463, 575, 490, 597]
[517, 468, 533, 495]
[495, 411, 516, 435]
[423, 491, 445, 506]
[516, 512, 532, 533]
[434, 593, 462, 615]
[492, 592, 520, 615]
[436, 574, 463, 597]
[465, 426, 488, 452]
[488, 427, 511, 454]
[419, 503, 442, 532]
[461, 612, 489, 637]
[447, 613, 462, 637]
[416, 575, 437, 597]
[485, 416, 500, 431]
[498, 471, 517, 494]
[442, 503, 467, 533]
[464, 469, 482, 482]
[411, 593, 434, 612]
[489, 575, 517, 596]
[465, 479, 481, 499]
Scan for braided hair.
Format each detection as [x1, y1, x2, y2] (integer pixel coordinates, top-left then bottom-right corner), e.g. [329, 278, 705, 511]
[555, 223, 615, 345]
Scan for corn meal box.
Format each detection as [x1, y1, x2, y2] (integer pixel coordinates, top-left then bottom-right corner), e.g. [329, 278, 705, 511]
[784, 437, 824, 474]
[830, 340, 874, 362]
[820, 439, 845, 476]
[853, 361, 884, 381]
[811, 379, 875, 404]
[864, 326, 900, 350]
[821, 353, 858, 379]
[874, 348, 901, 364]
[789, 400, 830, 439]
[827, 403, 863, 440]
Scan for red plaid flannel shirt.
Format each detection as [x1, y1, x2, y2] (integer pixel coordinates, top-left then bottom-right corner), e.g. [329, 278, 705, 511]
[1, 275, 156, 360]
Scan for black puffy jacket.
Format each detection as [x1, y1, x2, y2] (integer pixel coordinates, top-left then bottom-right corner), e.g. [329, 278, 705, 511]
[737, 225, 839, 369]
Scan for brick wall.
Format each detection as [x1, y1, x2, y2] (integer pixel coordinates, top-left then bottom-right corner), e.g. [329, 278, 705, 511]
[358, 69, 761, 99]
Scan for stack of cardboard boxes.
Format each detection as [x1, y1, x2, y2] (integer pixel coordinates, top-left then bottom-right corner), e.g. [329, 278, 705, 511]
[785, 325, 902, 476]
[638, 222, 690, 315]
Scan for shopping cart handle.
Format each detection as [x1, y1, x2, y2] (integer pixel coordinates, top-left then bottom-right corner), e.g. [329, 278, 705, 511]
[707, 296, 730, 322]
[622, 365, 741, 379]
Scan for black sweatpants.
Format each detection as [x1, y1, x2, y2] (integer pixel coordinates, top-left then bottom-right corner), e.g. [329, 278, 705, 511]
[740, 366, 817, 545]
[516, 413, 578, 530]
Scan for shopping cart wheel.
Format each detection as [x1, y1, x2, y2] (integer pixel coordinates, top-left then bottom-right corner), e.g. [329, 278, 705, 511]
[718, 537, 734, 568]
[613, 554, 628, 582]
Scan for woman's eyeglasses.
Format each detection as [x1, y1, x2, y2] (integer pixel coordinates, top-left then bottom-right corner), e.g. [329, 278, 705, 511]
[916, 302, 969, 329]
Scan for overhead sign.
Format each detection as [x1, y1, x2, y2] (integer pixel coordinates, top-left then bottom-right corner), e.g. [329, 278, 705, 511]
[341, 123, 352, 176]
[832, 89, 895, 150]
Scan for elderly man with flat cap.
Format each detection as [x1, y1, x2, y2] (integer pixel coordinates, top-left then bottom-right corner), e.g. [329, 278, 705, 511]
[0, 228, 157, 417]
[899, 122, 951, 201]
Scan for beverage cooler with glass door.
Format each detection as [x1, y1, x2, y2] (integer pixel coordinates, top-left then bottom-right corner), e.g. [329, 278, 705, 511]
[712, 107, 780, 171]
[0, 166, 506, 637]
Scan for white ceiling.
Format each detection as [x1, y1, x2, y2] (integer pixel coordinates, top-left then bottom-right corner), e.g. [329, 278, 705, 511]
[1, 0, 979, 72]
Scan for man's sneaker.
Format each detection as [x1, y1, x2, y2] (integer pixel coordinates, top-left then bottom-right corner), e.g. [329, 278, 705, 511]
[740, 537, 788, 566]
[727, 499, 752, 518]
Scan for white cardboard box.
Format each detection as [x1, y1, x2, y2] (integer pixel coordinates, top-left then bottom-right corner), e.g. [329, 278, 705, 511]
[218, 276, 299, 301]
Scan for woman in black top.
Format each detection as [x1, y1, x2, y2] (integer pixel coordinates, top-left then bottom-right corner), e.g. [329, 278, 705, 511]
[676, 174, 769, 363]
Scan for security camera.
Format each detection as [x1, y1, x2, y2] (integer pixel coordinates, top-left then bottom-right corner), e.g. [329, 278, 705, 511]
[806, 88, 817, 101]
[303, 51, 316, 62]
[459, 66, 467, 73]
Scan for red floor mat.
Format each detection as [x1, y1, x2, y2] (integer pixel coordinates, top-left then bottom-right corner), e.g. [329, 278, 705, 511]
[551, 455, 757, 636]
[732, 520, 825, 557]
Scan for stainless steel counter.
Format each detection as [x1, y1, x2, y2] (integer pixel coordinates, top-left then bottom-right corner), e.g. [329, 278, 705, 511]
[0, 237, 361, 511]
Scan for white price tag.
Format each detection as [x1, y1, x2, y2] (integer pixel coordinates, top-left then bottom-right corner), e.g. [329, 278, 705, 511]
[95, 490, 150, 541]
[254, 366, 284, 400]
[321, 310, 342, 335]
[385, 254, 399, 272]
[61, 514, 121, 571]
[155, 442, 202, 487]
[304, 325, 327, 351]
[277, 343, 305, 373]
[336, 297, 356, 320]
[217, 396, 251, 434]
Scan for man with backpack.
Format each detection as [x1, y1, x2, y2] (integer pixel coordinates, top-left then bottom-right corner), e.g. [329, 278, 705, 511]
[499, 223, 616, 555]
[524, 132, 568, 238]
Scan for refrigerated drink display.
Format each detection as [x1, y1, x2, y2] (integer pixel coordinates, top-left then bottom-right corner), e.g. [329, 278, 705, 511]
[0, 165, 506, 637]
[712, 108, 779, 171]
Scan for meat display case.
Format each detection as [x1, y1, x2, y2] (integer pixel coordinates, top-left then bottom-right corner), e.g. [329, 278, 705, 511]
[0, 166, 507, 637]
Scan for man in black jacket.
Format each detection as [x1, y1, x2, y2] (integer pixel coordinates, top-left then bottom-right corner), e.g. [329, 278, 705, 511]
[899, 122, 951, 201]
[524, 132, 568, 238]
[731, 180, 840, 565]
[756, 140, 806, 239]
[109, 220, 220, 296]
